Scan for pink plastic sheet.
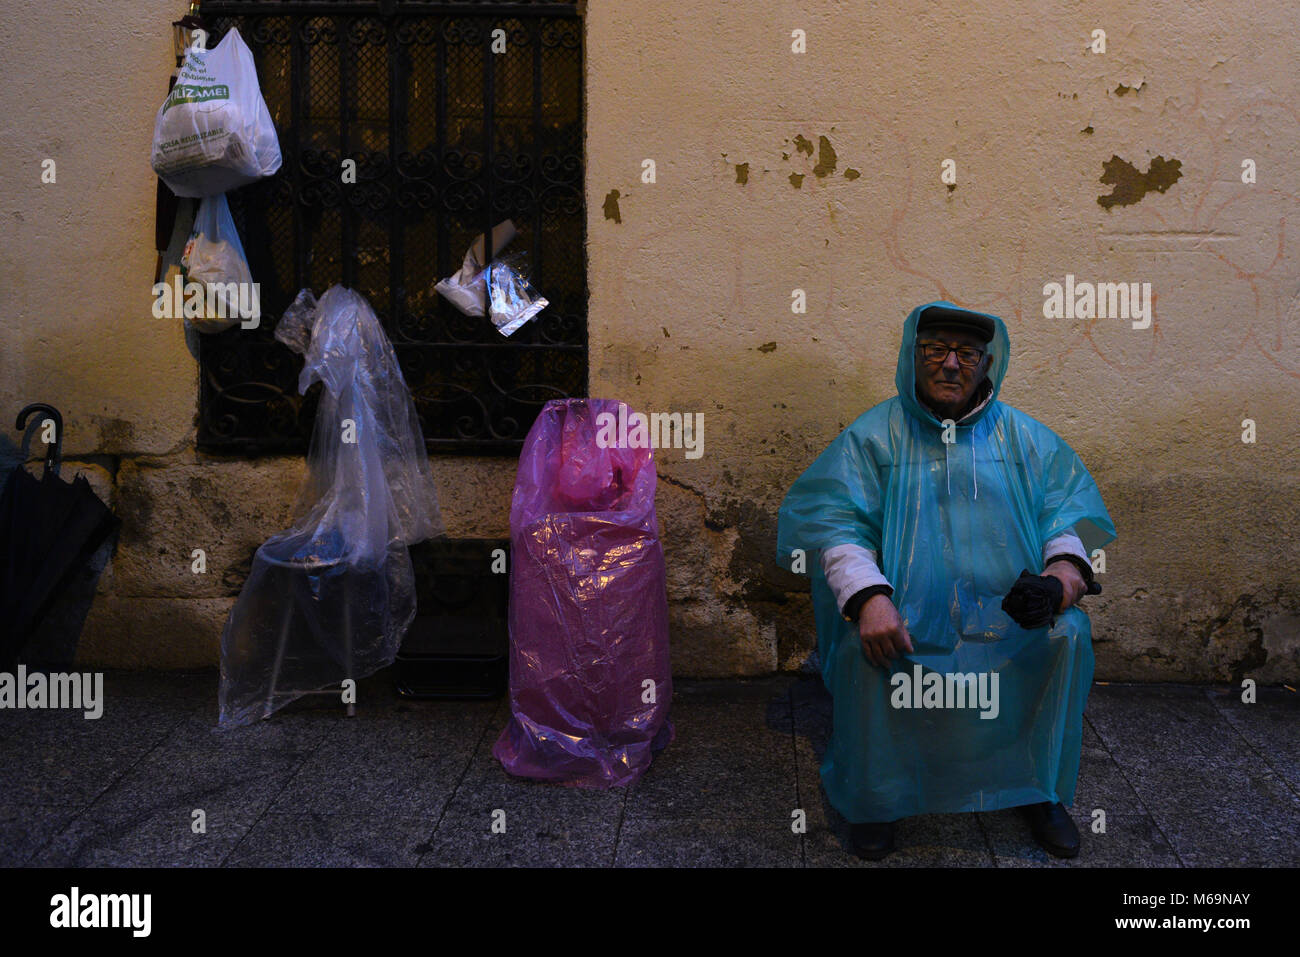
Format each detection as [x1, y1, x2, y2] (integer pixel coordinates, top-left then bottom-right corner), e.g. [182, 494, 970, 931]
[493, 398, 674, 787]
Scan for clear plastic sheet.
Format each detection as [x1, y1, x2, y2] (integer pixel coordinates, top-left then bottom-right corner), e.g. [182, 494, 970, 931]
[776, 301, 1116, 822]
[493, 398, 674, 787]
[218, 286, 443, 728]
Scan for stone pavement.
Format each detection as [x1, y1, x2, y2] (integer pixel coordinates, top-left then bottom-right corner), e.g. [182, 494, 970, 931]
[1, 673, 1296, 867]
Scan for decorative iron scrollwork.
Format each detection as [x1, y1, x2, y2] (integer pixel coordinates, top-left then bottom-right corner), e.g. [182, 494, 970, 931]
[198, 3, 585, 455]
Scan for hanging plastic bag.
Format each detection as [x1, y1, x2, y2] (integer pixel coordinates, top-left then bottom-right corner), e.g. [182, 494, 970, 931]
[218, 286, 443, 728]
[434, 220, 517, 317]
[180, 194, 257, 333]
[151, 27, 282, 198]
[486, 251, 549, 337]
[492, 398, 674, 787]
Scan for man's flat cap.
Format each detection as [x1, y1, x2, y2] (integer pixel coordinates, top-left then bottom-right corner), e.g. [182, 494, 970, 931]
[917, 305, 995, 343]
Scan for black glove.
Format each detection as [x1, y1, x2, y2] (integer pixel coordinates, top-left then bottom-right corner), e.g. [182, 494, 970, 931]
[1001, 569, 1064, 629]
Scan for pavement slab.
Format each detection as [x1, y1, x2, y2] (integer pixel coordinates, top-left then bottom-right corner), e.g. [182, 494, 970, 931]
[0, 671, 1294, 867]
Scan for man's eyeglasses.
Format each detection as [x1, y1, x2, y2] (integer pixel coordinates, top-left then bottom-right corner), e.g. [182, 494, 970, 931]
[916, 342, 986, 368]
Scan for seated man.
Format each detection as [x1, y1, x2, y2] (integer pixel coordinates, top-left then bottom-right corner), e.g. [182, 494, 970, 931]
[776, 301, 1116, 860]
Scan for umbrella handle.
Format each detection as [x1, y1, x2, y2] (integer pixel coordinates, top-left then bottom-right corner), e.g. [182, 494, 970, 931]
[15, 403, 63, 478]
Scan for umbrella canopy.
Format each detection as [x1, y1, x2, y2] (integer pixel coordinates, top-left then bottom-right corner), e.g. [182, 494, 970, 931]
[0, 404, 119, 669]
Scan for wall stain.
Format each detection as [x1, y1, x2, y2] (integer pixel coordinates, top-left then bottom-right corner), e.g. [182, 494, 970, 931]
[186, 475, 232, 529]
[1098, 155, 1182, 209]
[93, 416, 136, 450]
[812, 135, 837, 177]
[116, 477, 152, 544]
[735, 162, 749, 185]
[602, 188, 622, 223]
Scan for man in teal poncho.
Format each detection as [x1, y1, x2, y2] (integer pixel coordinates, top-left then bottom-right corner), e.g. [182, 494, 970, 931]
[776, 301, 1116, 860]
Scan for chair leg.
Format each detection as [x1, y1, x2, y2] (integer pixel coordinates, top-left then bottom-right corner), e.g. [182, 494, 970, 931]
[342, 584, 354, 717]
[265, 579, 295, 719]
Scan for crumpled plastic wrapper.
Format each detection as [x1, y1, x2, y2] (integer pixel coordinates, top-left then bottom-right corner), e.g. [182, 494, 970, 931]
[486, 252, 548, 336]
[433, 219, 518, 318]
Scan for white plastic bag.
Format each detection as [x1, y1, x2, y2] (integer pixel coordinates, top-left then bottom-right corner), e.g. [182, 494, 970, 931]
[434, 245, 491, 317]
[151, 27, 282, 198]
[434, 220, 518, 317]
[181, 194, 257, 332]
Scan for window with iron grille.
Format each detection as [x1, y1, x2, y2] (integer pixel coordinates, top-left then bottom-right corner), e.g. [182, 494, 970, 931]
[196, 0, 586, 454]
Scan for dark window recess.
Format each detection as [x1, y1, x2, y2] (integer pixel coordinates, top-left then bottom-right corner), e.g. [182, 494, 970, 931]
[197, 1, 586, 455]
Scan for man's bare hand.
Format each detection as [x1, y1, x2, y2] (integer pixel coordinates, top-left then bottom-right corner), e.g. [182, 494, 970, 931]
[1043, 559, 1087, 612]
[858, 593, 914, 667]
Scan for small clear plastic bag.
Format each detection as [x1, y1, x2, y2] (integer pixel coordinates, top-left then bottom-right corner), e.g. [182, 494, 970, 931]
[486, 251, 549, 337]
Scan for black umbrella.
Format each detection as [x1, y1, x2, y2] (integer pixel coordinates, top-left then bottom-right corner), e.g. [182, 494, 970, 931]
[0, 404, 120, 670]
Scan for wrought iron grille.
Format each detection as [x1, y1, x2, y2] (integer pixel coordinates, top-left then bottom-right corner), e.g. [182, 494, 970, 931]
[196, 0, 586, 454]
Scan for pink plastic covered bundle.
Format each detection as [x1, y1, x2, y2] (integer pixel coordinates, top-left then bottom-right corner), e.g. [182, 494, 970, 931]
[493, 398, 674, 787]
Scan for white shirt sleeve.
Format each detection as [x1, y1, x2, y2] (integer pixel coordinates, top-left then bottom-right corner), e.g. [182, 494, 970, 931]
[1043, 529, 1089, 567]
[822, 533, 1086, 616]
[820, 543, 892, 614]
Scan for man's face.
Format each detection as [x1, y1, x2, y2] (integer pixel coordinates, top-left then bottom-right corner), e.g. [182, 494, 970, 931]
[913, 327, 993, 420]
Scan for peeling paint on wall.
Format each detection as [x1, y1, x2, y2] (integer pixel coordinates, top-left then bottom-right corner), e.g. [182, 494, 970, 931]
[757, 341, 777, 353]
[602, 188, 622, 223]
[735, 162, 749, 184]
[788, 172, 804, 188]
[792, 133, 814, 156]
[812, 135, 837, 177]
[1098, 154, 1182, 209]
[1114, 80, 1145, 96]
[843, 167, 860, 180]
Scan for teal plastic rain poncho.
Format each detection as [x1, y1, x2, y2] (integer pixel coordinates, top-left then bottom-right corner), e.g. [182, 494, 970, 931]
[776, 301, 1116, 823]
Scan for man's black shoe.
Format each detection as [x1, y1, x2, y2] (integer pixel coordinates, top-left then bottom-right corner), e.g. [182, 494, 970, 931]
[1019, 801, 1080, 858]
[849, 821, 896, 860]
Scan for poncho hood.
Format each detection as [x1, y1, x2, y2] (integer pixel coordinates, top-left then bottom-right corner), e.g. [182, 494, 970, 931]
[896, 300, 1010, 429]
